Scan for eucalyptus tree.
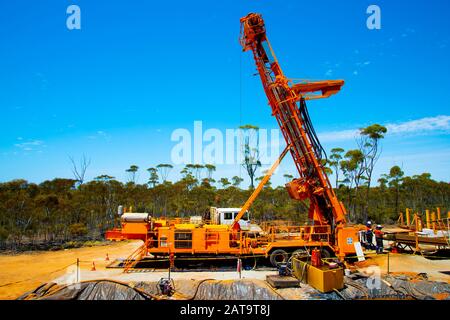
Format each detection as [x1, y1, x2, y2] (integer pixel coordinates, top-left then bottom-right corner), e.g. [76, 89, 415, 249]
[239, 124, 261, 189]
[329, 148, 345, 189]
[204, 164, 216, 180]
[219, 178, 231, 189]
[69, 155, 91, 186]
[340, 149, 365, 221]
[156, 164, 173, 183]
[387, 165, 404, 217]
[147, 168, 159, 188]
[126, 165, 139, 184]
[232, 176, 244, 188]
[358, 124, 387, 221]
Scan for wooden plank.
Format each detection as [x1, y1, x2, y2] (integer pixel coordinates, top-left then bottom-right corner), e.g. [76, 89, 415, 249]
[266, 275, 300, 288]
[395, 234, 448, 246]
[383, 227, 412, 234]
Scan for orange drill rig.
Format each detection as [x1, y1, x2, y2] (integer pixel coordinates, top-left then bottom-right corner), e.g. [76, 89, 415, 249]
[239, 13, 358, 258]
[105, 13, 358, 270]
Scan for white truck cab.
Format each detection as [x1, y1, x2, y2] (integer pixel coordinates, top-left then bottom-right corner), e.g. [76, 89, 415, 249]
[210, 207, 250, 230]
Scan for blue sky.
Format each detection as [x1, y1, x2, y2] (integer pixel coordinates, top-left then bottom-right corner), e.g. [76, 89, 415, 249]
[1, 0, 449, 186]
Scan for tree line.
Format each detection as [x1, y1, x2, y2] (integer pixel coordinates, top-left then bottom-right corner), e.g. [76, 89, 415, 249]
[1, 166, 448, 251]
[0, 124, 448, 251]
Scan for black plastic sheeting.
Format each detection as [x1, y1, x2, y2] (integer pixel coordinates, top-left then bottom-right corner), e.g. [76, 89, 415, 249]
[330, 274, 450, 300]
[18, 279, 283, 300]
[18, 280, 153, 300]
[135, 279, 283, 300]
[18, 275, 450, 300]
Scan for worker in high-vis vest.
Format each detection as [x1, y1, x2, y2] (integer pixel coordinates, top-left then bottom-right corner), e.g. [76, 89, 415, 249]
[374, 225, 384, 254]
[365, 221, 374, 249]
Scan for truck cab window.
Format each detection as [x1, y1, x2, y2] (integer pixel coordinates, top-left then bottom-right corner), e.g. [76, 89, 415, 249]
[232, 211, 249, 220]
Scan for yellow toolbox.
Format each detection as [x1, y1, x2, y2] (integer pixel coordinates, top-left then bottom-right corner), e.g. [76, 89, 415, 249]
[292, 258, 344, 293]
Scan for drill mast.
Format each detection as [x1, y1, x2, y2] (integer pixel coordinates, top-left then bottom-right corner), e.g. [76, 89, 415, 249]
[239, 13, 348, 231]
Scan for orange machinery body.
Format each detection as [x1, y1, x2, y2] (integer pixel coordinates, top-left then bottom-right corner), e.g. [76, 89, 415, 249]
[106, 217, 358, 259]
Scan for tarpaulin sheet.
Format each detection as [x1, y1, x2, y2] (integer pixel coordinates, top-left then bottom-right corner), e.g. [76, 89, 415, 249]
[335, 274, 450, 300]
[18, 281, 151, 300]
[18, 279, 283, 300]
[18, 275, 449, 300]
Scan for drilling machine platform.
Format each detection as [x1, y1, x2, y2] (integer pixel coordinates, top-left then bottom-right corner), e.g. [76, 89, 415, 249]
[106, 13, 359, 270]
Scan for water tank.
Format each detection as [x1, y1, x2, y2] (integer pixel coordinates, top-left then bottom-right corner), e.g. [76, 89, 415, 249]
[120, 212, 150, 223]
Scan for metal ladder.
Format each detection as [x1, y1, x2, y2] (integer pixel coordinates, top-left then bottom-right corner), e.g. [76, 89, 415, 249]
[123, 239, 151, 273]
